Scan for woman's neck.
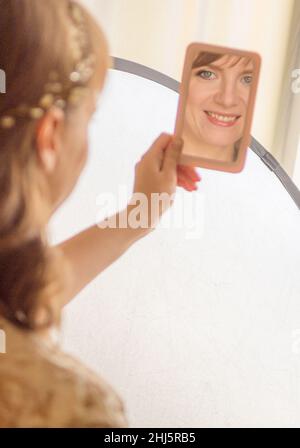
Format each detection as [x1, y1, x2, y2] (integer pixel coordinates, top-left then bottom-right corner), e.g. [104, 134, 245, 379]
[182, 127, 235, 162]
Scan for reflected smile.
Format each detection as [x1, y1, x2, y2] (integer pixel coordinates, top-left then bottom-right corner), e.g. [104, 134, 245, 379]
[204, 110, 241, 127]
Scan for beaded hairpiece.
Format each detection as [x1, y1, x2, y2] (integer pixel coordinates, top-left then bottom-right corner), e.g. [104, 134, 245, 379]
[0, 0, 96, 130]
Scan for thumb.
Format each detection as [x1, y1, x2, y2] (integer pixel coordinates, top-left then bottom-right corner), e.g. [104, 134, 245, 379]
[162, 136, 184, 173]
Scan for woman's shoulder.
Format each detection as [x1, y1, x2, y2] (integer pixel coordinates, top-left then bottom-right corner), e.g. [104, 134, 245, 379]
[0, 315, 128, 428]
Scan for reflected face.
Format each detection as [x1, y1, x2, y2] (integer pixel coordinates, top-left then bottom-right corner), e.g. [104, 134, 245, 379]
[185, 53, 254, 148]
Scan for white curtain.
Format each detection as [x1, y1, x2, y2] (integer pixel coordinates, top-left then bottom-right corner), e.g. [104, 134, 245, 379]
[272, 0, 300, 186]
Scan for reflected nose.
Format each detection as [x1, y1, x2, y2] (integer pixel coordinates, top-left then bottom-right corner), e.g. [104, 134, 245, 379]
[214, 80, 239, 110]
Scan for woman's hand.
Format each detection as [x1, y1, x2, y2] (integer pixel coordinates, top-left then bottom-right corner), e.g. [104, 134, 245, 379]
[128, 132, 202, 230]
[58, 133, 202, 305]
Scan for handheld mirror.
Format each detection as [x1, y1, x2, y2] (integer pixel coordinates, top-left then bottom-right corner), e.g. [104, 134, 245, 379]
[175, 42, 262, 173]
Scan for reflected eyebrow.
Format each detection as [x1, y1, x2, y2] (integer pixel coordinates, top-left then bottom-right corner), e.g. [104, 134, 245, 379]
[195, 64, 254, 75]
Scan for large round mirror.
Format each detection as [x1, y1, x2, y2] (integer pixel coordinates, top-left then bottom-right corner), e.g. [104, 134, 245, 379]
[49, 62, 300, 428]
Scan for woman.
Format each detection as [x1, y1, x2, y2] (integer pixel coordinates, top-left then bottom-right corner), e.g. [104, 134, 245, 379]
[182, 51, 254, 162]
[0, 0, 201, 427]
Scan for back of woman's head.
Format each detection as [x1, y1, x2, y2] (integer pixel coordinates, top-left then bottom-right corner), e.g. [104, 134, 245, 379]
[0, 0, 111, 330]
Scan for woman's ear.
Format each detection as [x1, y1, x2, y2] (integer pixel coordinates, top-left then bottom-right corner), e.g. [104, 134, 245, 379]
[35, 106, 65, 174]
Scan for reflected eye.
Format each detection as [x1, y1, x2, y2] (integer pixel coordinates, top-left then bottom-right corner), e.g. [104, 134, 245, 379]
[196, 70, 216, 80]
[242, 75, 253, 85]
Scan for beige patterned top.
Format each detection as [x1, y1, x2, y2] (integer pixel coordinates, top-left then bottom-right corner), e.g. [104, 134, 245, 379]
[0, 314, 128, 428]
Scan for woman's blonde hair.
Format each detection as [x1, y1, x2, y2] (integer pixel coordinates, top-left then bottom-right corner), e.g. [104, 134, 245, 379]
[0, 0, 111, 330]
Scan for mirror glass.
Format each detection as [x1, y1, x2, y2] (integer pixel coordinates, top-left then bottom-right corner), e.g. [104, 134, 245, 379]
[50, 68, 300, 428]
[182, 50, 255, 163]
